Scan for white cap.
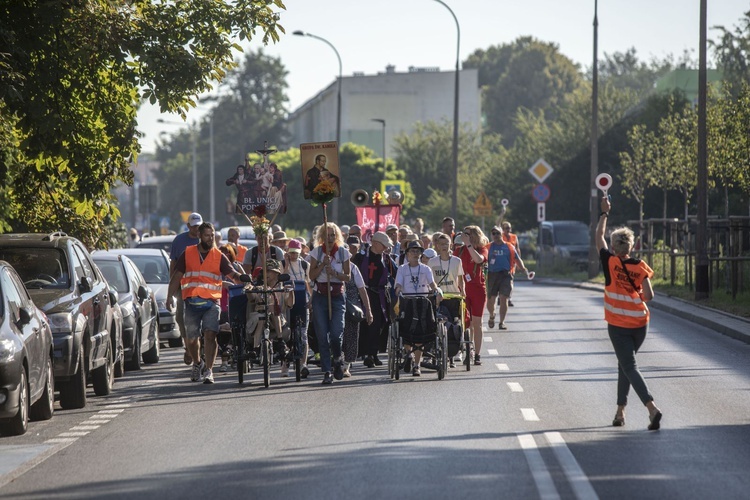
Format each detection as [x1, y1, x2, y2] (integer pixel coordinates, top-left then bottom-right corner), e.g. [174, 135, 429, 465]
[340, 225, 351, 234]
[188, 213, 203, 227]
[423, 248, 437, 259]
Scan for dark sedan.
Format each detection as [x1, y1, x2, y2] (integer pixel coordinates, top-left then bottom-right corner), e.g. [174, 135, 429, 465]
[0, 261, 54, 435]
[92, 253, 159, 370]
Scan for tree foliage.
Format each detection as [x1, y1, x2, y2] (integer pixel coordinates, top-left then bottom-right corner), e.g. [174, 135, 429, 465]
[0, 0, 284, 246]
[712, 10, 750, 96]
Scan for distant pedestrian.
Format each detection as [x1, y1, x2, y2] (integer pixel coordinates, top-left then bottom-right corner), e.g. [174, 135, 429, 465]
[596, 196, 662, 430]
[454, 225, 488, 366]
[486, 227, 531, 330]
[170, 212, 202, 365]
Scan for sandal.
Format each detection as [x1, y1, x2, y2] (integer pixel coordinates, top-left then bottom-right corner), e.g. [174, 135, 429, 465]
[648, 410, 662, 431]
[612, 414, 625, 427]
[488, 316, 495, 329]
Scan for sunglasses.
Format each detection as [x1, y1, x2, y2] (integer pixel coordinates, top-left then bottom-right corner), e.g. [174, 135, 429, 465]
[491, 231, 500, 235]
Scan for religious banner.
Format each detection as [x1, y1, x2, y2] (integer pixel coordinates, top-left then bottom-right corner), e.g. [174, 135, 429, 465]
[228, 143, 287, 216]
[356, 204, 400, 243]
[300, 141, 341, 201]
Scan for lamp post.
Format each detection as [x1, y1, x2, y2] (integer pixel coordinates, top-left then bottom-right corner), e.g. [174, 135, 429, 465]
[431, 0, 460, 221]
[293, 30, 342, 222]
[371, 118, 386, 168]
[158, 119, 197, 213]
[587, 0, 600, 279]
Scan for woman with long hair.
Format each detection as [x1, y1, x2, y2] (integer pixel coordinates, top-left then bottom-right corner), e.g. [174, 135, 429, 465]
[454, 225, 489, 366]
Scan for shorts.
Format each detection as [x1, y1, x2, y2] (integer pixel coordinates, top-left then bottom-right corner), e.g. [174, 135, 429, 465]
[464, 285, 487, 318]
[487, 271, 513, 297]
[183, 301, 220, 339]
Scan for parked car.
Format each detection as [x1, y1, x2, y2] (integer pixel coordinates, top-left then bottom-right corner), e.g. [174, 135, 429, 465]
[100, 248, 182, 348]
[537, 221, 590, 270]
[136, 234, 175, 253]
[0, 261, 55, 435]
[92, 252, 159, 370]
[0, 233, 117, 409]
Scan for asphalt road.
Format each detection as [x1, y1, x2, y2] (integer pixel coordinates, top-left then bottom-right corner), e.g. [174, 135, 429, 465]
[1, 282, 749, 499]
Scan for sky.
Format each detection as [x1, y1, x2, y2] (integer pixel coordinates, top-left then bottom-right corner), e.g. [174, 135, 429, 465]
[137, 0, 749, 154]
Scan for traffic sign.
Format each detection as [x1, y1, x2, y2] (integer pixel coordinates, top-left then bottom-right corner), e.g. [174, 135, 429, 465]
[532, 184, 551, 202]
[529, 158, 554, 183]
[473, 191, 493, 217]
[537, 202, 546, 222]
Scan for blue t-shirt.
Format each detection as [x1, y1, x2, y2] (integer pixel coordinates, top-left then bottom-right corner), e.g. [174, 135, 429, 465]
[170, 231, 199, 261]
[488, 242, 513, 273]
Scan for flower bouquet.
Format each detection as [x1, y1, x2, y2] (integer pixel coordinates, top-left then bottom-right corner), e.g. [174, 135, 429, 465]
[310, 179, 337, 207]
[249, 205, 270, 237]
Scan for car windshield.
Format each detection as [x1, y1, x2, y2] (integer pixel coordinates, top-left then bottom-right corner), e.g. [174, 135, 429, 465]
[125, 255, 170, 284]
[0, 248, 70, 289]
[95, 260, 129, 293]
[555, 226, 590, 246]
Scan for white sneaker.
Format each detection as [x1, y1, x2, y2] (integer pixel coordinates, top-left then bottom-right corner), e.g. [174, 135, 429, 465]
[219, 361, 229, 373]
[343, 363, 351, 378]
[280, 362, 289, 377]
[190, 360, 205, 382]
[203, 369, 214, 384]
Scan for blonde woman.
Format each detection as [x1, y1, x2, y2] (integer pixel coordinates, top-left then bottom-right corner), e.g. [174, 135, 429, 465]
[453, 225, 489, 366]
[309, 223, 351, 384]
[596, 196, 662, 430]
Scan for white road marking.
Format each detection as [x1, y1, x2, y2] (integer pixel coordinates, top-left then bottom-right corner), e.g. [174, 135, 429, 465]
[43, 438, 77, 444]
[487, 349, 499, 355]
[495, 363, 509, 371]
[103, 403, 131, 408]
[544, 432, 599, 500]
[518, 434, 561, 500]
[507, 382, 524, 392]
[58, 432, 89, 437]
[70, 425, 100, 431]
[88, 414, 115, 420]
[100, 409, 125, 414]
[521, 408, 540, 421]
[483, 336, 493, 342]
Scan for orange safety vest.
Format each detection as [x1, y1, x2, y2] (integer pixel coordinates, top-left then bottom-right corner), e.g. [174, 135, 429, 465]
[603, 256, 652, 328]
[235, 244, 248, 263]
[181, 246, 223, 300]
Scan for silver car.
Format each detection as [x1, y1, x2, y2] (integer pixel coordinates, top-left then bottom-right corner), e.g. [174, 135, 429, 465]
[103, 248, 182, 348]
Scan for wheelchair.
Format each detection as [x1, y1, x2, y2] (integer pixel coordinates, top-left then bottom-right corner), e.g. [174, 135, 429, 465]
[387, 293, 447, 381]
[419, 293, 471, 372]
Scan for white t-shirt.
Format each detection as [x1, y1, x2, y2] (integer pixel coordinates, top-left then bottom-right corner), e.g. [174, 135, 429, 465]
[351, 264, 365, 289]
[428, 255, 462, 294]
[395, 262, 435, 295]
[310, 245, 351, 283]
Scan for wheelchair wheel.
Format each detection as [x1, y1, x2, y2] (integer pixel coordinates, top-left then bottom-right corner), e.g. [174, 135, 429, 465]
[464, 329, 472, 372]
[235, 329, 246, 384]
[388, 322, 398, 379]
[395, 336, 403, 381]
[262, 338, 272, 388]
[437, 324, 447, 380]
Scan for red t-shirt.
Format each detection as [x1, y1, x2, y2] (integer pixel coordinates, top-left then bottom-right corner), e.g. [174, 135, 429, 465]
[454, 245, 488, 288]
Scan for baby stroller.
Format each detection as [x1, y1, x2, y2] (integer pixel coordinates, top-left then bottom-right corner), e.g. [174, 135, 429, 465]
[420, 293, 468, 372]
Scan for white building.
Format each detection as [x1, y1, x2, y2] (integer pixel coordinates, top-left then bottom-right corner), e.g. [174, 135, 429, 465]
[286, 65, 481, 160]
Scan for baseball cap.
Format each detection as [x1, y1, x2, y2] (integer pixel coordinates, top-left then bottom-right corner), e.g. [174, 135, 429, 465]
[287, 239, 302, 253]
[340, 225, 351, 234]
[266, 259, 282, 273]
[423, 248, 437, 259]
[188, 212, 203, 227]
[371, 231, 393, 249]
[454, 234, 464, 245]
[385, 224, 398, 232]
[346, 235, 360, 246]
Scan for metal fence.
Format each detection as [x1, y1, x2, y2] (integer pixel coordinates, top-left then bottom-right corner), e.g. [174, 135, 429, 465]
[627, 216, 750, 298]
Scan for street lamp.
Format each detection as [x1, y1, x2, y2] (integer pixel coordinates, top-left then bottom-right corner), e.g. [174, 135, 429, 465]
[371, 118, 386, 168]
[431, 0, 460, 221]
[587, 0, 600, 279]
[293, 29, 342, 222]
[158, 118, 197, 213]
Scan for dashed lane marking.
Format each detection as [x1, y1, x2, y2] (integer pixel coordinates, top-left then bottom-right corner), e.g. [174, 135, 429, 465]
[495, 363, 509, 371]
[507, 382, 524, 392]
[483, 336, 493, 342]
[487, 349, 499, 355]
[521, 408, 540, 421]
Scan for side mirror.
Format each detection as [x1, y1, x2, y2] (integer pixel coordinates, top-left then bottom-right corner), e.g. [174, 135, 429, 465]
[108, 290, 118, 307]
[16, 307, 31, 328]
[78, 276, 92, 294]
[137, 285, 149, 302]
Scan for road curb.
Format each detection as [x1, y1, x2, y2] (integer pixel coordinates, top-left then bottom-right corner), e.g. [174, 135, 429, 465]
[534, 278, 750, 344]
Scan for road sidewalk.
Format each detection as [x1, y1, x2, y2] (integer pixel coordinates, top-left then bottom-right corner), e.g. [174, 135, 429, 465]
[536, 278, 750, 344]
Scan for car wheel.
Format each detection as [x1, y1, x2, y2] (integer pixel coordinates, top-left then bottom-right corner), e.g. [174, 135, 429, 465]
[92, 342, 113, 396]
[30, 355, 54, 421]
[60, 344, 87, 410]
[113, 321, 124, 378]
[1, 370, 29, 436]
[125, 326, 142, 371]
[168, 337, 183, 348]
[142, 319, 159, 364]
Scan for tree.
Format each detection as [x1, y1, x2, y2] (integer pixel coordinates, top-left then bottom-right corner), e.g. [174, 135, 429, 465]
[465, 37, 583, 146]
[712, 11, 750, 97]
[596, 48, 677, 97]
[0, 0, 283, 246]
[619, 124, 657, 225]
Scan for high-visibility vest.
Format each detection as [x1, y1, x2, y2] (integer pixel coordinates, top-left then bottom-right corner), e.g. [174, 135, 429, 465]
[603, 255, 651, 328]
[235, 244, 248, 263]
[181, 246, 223, 300]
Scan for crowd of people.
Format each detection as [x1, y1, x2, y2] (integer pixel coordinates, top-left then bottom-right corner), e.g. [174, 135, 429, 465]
[164, 213, 537, 387]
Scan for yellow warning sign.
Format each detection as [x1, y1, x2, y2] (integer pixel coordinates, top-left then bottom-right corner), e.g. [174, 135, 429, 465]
[473, 191, 493, 217]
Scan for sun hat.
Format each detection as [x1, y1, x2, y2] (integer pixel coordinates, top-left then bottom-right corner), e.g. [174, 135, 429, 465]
[371, 231, 393, 249]
[271, 230, 290, 243]
[406, 240, 424, 252]
[287, 239, 302, 253]
[385, 224, 398, 232]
